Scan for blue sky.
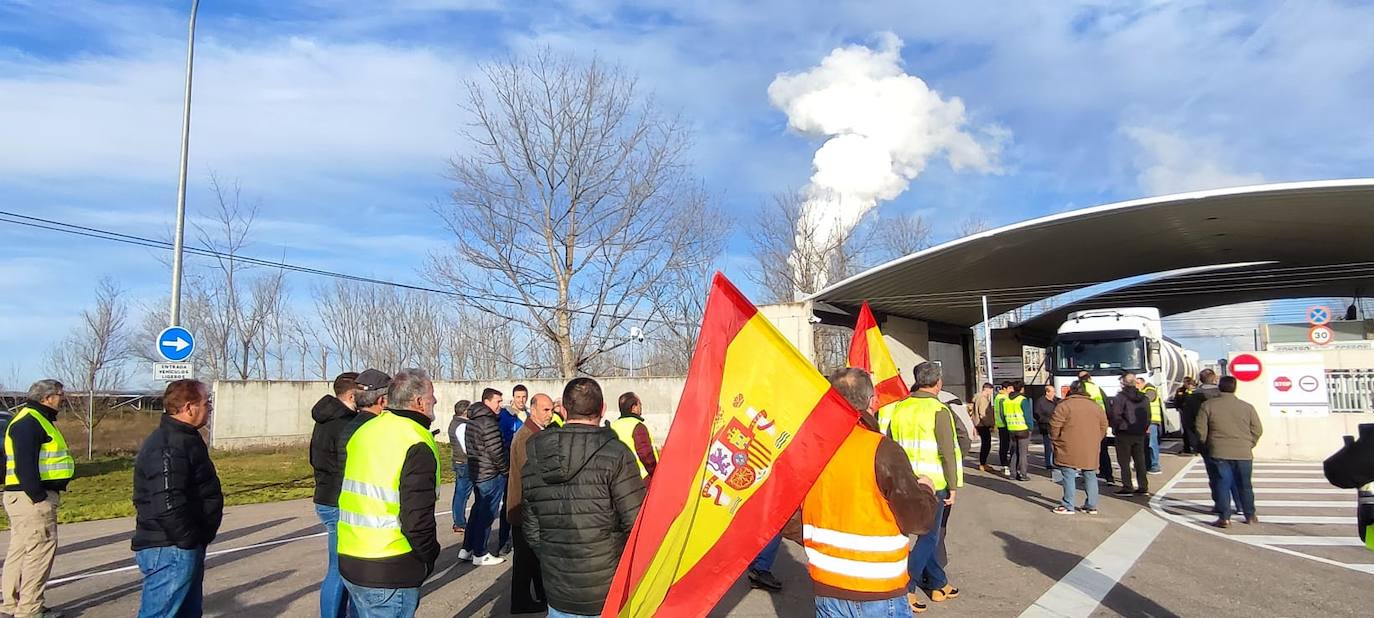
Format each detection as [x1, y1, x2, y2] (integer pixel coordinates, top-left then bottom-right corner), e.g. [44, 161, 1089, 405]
[3, 0, 1374, 385]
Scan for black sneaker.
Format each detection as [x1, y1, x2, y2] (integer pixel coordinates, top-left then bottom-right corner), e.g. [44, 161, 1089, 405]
[748, 569, 783, 592]
[1114, 488, 1135, 496]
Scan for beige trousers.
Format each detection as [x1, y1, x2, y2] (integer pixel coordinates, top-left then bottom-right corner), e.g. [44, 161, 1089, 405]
[1, 490, 59, 617]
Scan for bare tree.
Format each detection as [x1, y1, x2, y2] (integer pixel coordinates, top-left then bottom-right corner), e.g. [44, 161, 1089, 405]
[429, 49, 726, 378]
[45, 277, 130, 459]
[876, 212, 934, 260]
[955, 212, 991, 238]
[747, 190, 874, 303]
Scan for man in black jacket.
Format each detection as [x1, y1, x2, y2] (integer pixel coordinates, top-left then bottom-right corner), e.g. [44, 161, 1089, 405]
[459, 388, 509, 566]
[337, 368, 441, 616]
[132, 379, 223, 618]
[2, 379, 73, 618]
[309, 372, 358, 618]
[1108, 373, 1152, 496]
[522, 378, 645, 617]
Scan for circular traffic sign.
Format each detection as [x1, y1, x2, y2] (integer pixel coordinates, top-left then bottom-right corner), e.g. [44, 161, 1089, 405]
[156, 326, 196, 362]
[1307, 305, 1332, 326]
[1231, 353, 1263, 381]
[1299, 375, 1320, 392]
[1308, 324, 1334, 346]
[1273, 376, 1292, 392]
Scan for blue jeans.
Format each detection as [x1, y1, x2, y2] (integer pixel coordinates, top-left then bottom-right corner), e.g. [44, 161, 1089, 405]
[316, 504, 352, 618]
[452, 463, 472, 527]
[1056, 466, 1099, 511]
[135, 545, 206, 618]
[816, 595, 913, 618]
[1214, 459, 1257, 520]
[463, 474, 507, 556]
[1039, 428, 1055, 469]
[1203, 455, 1243, 515]
[547, 608, 599, 618]
[1147, 423, 1162, 471]
[907, 489, 947, 591]
[751, 533, 782, 572]
[340, 581, 419, 618]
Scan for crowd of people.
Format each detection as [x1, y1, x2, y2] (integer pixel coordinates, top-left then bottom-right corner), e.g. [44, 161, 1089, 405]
[0, 359, 1266, 618]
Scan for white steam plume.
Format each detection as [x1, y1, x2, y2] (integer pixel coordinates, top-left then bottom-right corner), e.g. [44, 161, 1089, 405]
[768, 33, 1002, 295]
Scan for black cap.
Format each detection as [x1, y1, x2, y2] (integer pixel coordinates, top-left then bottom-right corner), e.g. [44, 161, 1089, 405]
[356, 369, 392, 392]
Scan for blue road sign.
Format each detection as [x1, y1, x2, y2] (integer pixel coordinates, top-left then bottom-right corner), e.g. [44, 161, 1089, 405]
[1307, 305, 1331, 326]
[157, 326, 196, 362]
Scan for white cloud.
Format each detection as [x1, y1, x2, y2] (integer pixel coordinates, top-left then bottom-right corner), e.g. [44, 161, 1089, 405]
[1124, 127, 1265, 196]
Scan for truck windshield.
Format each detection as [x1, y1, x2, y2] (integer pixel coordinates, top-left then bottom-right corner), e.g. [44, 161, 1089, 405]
[1054, 339, 1143, 373]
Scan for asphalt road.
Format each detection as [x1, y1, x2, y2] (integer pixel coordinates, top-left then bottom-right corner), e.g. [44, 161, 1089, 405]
[4, 438, 1371, 617]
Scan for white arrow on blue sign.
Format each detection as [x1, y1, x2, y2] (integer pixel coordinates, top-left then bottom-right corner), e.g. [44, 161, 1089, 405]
[157, 326, 196, 362]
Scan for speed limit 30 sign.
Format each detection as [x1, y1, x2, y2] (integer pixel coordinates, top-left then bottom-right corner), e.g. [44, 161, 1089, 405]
[1309, 324, 1334, 346]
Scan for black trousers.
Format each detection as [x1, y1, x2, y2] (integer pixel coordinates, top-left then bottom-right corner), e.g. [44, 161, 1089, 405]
[998, 427, 1012, 467]
[1099, 437, 1116, 481]
[1115, 434, 1149, 492]
[510, 525, 546, 613]
[1180, 411, 1200, 453]
[977, 426, 993, 465]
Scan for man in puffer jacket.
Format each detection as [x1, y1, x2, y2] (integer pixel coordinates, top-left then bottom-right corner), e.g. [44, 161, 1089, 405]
[459, 388, 509, 566]
[522, 378, 645, 618]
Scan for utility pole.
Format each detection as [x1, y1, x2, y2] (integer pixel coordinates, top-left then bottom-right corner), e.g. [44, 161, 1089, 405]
[168, 0, 201, 327]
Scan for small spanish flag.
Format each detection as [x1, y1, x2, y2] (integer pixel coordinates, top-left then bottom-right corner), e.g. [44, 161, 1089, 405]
[847, 301, 909, 409]
[602, 273, 858, 617]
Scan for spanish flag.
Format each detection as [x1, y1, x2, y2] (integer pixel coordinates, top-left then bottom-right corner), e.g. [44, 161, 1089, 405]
[603, 273, 858, 617]
[847, 301, 909, 408]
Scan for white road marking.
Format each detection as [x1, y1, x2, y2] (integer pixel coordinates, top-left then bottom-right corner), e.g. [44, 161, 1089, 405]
[1157, 510, 1357, 525]
[49, 508, 455, 586]
[1020, 510, 1168, 618]
[1171, 478, 1332, 484]
[1158, 497, 1352, 509]
[1150, 460, 1373, 575]
[1227, 535, 1366, 547]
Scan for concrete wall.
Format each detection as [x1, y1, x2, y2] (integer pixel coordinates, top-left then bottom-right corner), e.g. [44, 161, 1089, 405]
[880, 315, 931, 387]
[211, 377, 686, 450]
[1230, 350, 1374, 461]
[758, 301, 816, 362]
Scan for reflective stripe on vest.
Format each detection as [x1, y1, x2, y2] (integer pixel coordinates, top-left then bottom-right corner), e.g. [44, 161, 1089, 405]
[610, 415, 657, 479]
[802, 425, 909, 593]
[337, 411, 441, 560]
[1144, 386, 1163, 423]
[887, 396, 964, 491]
[1004, 395, 1028, 432]
[4, 406, 76, 486]
[993, 394, 1008, 428]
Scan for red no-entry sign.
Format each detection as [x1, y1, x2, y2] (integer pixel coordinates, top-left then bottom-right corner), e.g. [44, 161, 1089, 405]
[1232, 353, 1263, 381]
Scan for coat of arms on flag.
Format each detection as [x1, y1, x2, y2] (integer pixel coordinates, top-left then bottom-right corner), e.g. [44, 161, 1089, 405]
[702, 401, 782, 508]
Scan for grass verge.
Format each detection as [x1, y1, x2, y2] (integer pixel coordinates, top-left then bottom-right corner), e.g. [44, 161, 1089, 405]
[0, 443, 454, 531]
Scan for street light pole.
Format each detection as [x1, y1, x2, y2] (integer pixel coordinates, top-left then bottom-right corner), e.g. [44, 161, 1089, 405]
[982, 295, 994, 384]
[169, 0, 200, 327]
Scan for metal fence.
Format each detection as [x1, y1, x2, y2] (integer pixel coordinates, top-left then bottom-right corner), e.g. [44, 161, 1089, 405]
[1328, 369, 1374, 413]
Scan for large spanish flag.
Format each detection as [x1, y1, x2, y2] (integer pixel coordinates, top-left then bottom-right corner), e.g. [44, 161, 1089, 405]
[847, 301, 909, 408]
[603, 273, 858, 617]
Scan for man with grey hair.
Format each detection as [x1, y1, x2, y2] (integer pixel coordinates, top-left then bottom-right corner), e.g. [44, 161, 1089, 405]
[338, 369, 441, 616]
[886, 362, 964, 611]
[3, 379, 74, 618]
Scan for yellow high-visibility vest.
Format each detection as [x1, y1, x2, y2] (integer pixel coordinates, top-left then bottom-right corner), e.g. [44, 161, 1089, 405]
[1083, 381, 1105, 409]
[1004, 395, 1029, 432]
[887, 396, 964, 491]
[1143, 385, 1163, 423]
[4, 406, 75, 486]
[610, 415, 658, 479]
[337, 411, 440, 559]
[993, 393, 1009, 428]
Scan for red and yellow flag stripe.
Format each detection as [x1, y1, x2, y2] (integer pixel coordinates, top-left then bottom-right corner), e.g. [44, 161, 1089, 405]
[847, 301, 909, 408]
[603, 273, 858, 617]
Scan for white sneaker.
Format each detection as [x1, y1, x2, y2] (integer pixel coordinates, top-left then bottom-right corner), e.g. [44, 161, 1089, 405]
[457, 549, 473, 561]
[471, 553, 505, 566]
[1002, 467, 1011, 477]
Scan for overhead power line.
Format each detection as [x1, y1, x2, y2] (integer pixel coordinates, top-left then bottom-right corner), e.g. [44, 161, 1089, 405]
[0, 209, 694, 327]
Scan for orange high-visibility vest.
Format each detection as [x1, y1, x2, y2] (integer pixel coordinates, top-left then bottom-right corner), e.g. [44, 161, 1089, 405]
[801, 424, 909, 594]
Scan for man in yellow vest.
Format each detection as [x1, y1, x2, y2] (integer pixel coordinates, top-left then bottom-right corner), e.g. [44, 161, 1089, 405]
[887, 362, 964, 612]
[994, 382, 1014, 476]
[783, 367, 938, 617]
[1003, 381, 1031, 482]
[610, 392, 658, 484]
[2, 379, 74, 618]
[338, 369, 442, 617]
[1136, 377, 1165, 475]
